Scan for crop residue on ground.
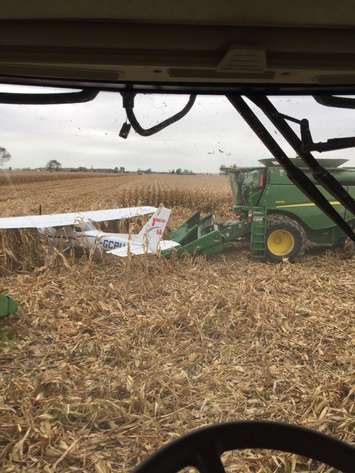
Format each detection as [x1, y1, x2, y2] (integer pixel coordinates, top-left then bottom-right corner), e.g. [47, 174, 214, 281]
[0, 173, 353, 472]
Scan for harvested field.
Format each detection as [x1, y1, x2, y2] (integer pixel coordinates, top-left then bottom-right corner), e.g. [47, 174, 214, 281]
[0, 174, 353, 472]
[0, 171, 115, 187]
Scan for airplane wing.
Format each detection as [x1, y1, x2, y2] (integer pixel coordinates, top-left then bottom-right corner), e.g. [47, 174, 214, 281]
[109, 239, 180, 257]
[0, 206, 157, 229]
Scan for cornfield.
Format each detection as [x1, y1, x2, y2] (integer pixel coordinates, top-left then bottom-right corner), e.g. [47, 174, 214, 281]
[0, 173, 232, 273]
[0, 173, 231, 216]
[0, 173, 353, 473]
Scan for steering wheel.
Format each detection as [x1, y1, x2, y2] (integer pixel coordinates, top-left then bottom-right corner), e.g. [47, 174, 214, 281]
[133, 421, 355, 473]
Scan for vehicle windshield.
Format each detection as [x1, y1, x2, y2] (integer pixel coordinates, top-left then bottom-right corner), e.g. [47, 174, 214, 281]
[0, 86, 353, 472]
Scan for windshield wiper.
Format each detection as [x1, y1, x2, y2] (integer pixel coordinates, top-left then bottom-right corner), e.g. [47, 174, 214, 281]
[0, 88, 99, 104]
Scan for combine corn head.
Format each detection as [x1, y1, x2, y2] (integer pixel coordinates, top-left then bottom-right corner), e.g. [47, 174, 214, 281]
[165, 212, 248, 257]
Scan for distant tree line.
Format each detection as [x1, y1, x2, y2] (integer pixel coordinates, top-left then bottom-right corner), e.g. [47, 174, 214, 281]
[0, 150, 199, 175]
[6, 159, 199, 175]
[169, 168, 195, 175]
[43, 161, 126, 173]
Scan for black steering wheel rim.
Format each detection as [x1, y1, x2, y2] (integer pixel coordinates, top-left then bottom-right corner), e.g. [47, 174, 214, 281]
[133, 421, 355, 473]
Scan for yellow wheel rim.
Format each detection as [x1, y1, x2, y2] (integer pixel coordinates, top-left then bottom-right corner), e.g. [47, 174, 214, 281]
[267, 229, 295, 256]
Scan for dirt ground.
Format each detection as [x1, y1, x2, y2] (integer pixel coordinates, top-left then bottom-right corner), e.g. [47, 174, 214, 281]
[0, 174, 353, 472]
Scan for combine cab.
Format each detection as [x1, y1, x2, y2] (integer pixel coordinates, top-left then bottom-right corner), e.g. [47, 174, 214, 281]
[165, 158, 355, 262]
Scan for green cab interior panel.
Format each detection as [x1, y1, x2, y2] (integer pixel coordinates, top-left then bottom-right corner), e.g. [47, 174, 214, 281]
[0, 294, 18, 318]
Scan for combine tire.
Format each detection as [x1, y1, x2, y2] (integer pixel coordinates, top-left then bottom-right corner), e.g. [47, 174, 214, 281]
[265, 215, 306, 262]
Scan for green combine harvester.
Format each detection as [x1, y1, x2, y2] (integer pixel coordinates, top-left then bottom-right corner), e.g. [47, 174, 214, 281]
[165, 158, 355, 262]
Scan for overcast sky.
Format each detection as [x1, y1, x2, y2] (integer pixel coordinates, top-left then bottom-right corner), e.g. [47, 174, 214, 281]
[1, 84, 355, 172]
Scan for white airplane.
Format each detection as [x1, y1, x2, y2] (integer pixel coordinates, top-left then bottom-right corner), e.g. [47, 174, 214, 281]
[0, 206, 180, 256]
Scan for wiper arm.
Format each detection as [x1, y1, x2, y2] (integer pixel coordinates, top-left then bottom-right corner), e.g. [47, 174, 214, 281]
[299, 95, 355, 152]
[314, 95, 355, 109]
[249, 96, 355, 218]
[120, 92, 196, 138]
[227, 95, 355, 242]
[0, 89, 99, 104]
[300, 119, 355, 152]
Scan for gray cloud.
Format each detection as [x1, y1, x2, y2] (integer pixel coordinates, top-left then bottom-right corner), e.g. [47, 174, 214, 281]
[0, 85, 354, 171]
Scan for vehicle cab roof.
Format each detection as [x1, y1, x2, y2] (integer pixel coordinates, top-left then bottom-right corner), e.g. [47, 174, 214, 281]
[1, 1, 355, 90]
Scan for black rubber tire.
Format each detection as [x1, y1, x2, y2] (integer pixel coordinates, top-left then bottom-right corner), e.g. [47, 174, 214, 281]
[265, 214, 306, 263]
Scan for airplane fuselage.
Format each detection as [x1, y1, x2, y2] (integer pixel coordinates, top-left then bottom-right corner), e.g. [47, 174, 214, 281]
[80, 230, 131, 250]
[39, 226, 142, 251]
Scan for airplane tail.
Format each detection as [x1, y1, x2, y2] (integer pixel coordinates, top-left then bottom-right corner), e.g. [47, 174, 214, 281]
[138, 206, 171, 253]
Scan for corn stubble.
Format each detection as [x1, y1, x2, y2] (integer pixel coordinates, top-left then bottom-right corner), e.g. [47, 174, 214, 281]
[0, 173, 353, 472]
